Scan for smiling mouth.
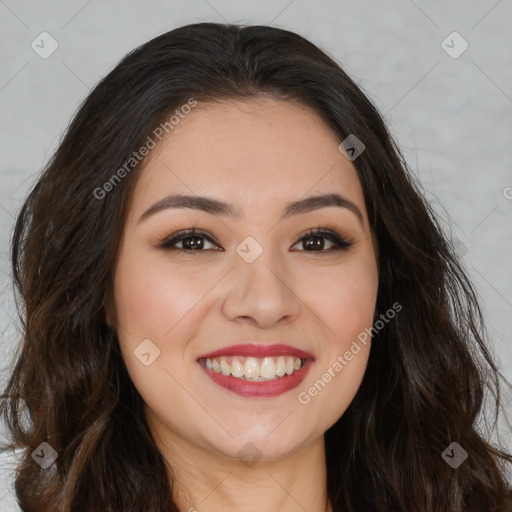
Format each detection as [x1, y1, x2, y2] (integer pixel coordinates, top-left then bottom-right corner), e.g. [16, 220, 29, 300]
[198, 355, 305, 381]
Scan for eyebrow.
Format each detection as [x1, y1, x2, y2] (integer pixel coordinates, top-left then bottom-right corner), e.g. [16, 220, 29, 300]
[138, 192, 364, 226]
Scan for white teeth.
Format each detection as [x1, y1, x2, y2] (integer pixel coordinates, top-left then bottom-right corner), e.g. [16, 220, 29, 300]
[285, 357, 294, 375]
[220, 359, 231, 376]
[231, 358, 244, 378]
[244, 357, 260, 379]
[260, 357, 276, 379]
[204, 355, 304, 381]
[276, 356, 286, 377]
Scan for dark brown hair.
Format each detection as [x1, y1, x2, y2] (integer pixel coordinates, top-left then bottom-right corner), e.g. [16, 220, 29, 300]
[1, 22, 511, 512]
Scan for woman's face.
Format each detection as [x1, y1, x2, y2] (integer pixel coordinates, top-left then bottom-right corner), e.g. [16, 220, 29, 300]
[112, 97, 378, 462]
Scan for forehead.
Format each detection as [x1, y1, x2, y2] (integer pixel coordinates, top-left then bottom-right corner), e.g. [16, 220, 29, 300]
[130, 98, 365, 219]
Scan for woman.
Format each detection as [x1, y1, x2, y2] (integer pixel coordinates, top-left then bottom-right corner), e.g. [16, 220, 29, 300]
[1, 22, 511, 512]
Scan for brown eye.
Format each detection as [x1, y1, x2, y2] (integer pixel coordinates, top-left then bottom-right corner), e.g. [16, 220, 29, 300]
[159, 229, 220, 252]
[292, 229, 354, 252]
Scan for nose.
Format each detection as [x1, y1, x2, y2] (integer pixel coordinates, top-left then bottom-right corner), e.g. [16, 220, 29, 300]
[221, 244, 301, 329]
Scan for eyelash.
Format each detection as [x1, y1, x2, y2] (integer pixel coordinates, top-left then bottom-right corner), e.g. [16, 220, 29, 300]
[158, 227, 354, 254]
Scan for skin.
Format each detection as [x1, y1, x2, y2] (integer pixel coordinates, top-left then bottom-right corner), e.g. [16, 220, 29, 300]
[111, 97, 379, 512]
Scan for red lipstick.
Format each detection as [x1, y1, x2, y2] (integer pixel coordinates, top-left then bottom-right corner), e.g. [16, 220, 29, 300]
[197, 343, 315, 398]
[197, 343, 314, 360]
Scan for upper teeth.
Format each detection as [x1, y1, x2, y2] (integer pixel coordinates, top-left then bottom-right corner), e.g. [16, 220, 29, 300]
[204, 356, 303, 381]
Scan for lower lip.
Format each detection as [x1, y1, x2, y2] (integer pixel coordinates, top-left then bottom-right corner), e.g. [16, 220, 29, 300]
[198, 359, 314, 398]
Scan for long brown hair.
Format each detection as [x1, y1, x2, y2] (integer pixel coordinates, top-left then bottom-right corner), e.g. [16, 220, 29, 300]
[1, 22, 511, 512]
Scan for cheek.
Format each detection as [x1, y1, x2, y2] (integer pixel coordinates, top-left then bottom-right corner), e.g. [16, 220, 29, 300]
[112, 253, 226, 399]
[111, 254, 197, 389]
[112, 255, 209, 425]
[306, 258, 378, 340]
[324, 260, 377, 376]
[294, 259, 377, 425]
[113, 254, 211, 339]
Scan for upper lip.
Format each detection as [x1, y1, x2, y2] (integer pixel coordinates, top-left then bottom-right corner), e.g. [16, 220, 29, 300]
[197, 343, 315, 360]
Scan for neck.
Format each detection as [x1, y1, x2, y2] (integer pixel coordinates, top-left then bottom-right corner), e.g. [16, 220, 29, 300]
[154, 430, 332, 512]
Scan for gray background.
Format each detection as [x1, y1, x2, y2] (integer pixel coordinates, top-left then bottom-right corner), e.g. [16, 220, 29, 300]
[0, 0, 511, 509]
